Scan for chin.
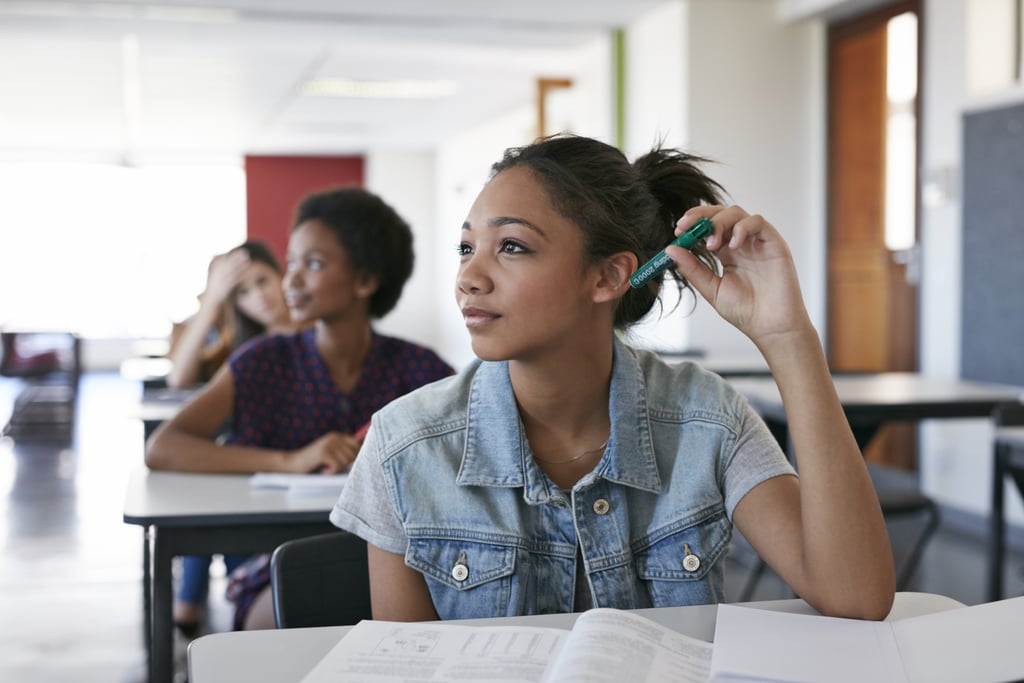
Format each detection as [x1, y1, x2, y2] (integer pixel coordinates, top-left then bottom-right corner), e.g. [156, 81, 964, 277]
[469, 339, 510, 363]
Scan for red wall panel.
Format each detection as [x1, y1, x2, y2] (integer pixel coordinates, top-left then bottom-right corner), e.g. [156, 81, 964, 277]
[244, 155, 364, 265]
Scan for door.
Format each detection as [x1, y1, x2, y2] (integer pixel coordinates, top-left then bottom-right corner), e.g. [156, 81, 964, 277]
[827, 1, 921, 469]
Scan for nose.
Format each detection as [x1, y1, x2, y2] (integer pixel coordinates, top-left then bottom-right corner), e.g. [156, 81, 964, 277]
[456, 254, 492, 295]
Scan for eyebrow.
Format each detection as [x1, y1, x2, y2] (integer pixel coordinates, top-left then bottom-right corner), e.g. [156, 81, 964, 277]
[461, 216, 549, 239]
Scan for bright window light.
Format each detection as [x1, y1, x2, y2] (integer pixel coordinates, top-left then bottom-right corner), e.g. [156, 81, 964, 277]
[0, 164, 246, 339]
[884, 12, 918, 252]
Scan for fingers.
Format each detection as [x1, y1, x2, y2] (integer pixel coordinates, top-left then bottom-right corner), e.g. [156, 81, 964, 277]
[315, 432, 361, 473]
[677, 205, 772, 253]
[665, 244, 719, 303]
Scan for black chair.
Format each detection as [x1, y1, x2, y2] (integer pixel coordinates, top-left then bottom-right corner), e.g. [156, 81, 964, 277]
[989, 402, 1024, 600]
[269, 531, 372, 629]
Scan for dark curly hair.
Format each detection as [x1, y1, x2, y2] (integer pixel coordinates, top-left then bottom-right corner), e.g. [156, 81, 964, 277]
[292, 187, 414, 318]
[490, 134, 725, 328]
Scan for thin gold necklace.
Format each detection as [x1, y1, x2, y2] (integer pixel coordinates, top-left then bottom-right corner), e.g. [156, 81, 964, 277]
[532, 438, 609, 465]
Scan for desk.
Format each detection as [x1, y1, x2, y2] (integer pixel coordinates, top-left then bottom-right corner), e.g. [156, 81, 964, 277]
[135, 386, 195, 442]
[188, 592, 964, 683]
[988, 426, 1024, 601]
[730, 373, 1024, 596]
[729, 373, 1024, 459]
[123, 468, 338, 683]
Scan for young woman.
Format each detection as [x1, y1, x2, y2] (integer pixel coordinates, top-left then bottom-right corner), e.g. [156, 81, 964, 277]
[165, 240, 296, 390]
[146, 187, 454, 630]
[163, 240, 300, 633]
[331, 134, 895, 622]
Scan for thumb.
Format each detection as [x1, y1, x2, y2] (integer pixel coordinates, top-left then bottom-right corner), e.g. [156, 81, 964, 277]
[666, 245, 719, 305]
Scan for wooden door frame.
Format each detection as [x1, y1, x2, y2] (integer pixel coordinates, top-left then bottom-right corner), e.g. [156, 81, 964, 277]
[826, 0, 923, 372]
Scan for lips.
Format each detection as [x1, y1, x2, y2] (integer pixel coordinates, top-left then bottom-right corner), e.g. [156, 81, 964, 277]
[285, 292, 310, 309]
[461, 306, 500, 328]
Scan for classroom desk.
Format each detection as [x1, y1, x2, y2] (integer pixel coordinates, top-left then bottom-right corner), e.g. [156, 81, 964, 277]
[728, 372, 1024, 453]
[188, 592, 965, 683]
[135, 385, 195, 441]
[123, 468, 338, 683]
[988, 426, 1024, 601]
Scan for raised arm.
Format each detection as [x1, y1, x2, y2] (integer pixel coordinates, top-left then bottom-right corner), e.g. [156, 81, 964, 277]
[165, 250, 250, 389]
[670, 205, 895, 619]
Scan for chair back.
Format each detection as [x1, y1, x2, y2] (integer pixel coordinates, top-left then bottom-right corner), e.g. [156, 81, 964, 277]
[994, 401, 1024, 428]
[270, 531, 372, 629]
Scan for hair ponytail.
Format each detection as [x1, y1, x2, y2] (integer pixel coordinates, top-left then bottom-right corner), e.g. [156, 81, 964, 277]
[623, 149, 726, 324]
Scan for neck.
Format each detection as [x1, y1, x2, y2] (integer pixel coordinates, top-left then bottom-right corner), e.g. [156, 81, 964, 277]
[510, 334, 614, 467]
[315, 317, 373, 377]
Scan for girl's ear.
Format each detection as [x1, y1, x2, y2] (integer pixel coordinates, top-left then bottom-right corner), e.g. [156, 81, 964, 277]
[355, 272, 379, 300]
[592, 251, 637, 303]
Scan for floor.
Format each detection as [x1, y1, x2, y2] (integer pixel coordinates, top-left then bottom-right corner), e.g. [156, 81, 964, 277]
[1, 371, 1022, 683]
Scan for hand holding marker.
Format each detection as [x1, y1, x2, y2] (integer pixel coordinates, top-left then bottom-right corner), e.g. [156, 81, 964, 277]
[629, 217, 714, 288]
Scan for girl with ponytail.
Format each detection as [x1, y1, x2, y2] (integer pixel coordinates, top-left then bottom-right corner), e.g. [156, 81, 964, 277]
[332, 134, 896, 622]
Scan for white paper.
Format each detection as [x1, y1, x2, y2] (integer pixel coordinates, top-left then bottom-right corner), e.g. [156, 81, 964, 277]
[299, 609, 711, 683]
[710, 604, 906, 683]
[891, 595, 1024, 683]
[249, 472, 348, 497]
[299, 620, 568, 683]
[541, 608, 711, 683]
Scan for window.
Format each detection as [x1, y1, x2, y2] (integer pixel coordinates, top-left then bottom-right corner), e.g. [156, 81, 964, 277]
[0, 164, 246, 338]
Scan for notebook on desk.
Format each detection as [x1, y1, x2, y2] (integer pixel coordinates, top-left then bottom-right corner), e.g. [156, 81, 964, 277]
[710, 595, 1024, 683]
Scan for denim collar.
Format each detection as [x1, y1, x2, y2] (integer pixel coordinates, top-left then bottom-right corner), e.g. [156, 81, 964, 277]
[456, 336, 663, 501]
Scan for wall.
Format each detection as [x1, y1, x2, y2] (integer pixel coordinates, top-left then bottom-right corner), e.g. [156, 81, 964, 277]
[243, 155, 364, 266]
[917, 0, 1024, 529]
[365, 150, 448, 358]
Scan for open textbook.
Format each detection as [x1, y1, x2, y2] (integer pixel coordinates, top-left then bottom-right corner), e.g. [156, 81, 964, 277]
[298, 607, 712, 683]
[299, 595, 1024, 683]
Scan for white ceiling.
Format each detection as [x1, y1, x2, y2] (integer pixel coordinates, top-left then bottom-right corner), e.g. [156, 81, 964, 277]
[0, 0, 667, 165]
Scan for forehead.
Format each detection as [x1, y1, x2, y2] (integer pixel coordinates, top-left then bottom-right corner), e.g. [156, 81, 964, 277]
[288, 219, 341, 252]
[472, 167, 555, 218]
[239, 260, 278, 281]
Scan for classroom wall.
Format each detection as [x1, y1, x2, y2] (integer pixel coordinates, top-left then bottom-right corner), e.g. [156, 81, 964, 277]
[364, 150, 448, 357]
[684, 0, 825, 357]
[917, 0, 1024, 528]
[244, 155, 364, 266]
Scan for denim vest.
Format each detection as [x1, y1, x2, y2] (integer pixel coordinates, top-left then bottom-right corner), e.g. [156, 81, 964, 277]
[334, 337, 792, 620]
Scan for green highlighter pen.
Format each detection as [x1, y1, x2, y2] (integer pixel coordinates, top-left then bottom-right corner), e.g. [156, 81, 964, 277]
[629, 217, 714, 288]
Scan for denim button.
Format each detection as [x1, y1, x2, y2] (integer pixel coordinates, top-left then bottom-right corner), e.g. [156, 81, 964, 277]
[452, 563, 469, 581]
[682, 543, 700, 572]
[593, 498, 610, 515]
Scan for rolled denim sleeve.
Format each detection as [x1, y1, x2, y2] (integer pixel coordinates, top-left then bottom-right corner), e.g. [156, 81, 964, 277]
[721, 399, 797, 519]
[330, 424, 409, 555]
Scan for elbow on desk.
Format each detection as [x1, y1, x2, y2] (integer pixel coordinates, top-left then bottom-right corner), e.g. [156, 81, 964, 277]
[810, 584, 896, 621]
[144, 428, 174, 471]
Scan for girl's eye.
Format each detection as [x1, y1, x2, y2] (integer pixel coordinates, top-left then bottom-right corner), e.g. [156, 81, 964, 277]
[456, 242, 472, 257]
[500, 239, 529, 254]
[306, 259, 323, 271]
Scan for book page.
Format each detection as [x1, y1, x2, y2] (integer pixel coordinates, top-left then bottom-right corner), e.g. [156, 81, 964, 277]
[541, 608, 711, 683]
[891, 595, 1024, 683]
[299, 619, 569, 683]
[710, 604, 907, 683]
